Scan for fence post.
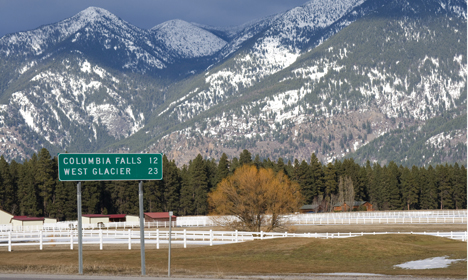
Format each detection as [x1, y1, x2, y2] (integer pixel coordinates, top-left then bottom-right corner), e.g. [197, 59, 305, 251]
[128, 229, 132, 250]
[260, 231, 263, 240]
[8, 231, 11, 252]
[210, 229, 213, 246]
[184, 229, 187, 248]
[99, 229, 103, 250]
[156, 229, 159, 249]
[40, 230, 43, 250]
[235, 230, 238, 243]
[70, 231, 73, 250]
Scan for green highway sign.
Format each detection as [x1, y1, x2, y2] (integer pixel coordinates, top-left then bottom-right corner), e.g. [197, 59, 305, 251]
[58, 153, 163, 181]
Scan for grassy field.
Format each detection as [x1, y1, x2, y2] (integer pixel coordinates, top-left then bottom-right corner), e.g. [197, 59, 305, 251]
[0, 234, 465, 278]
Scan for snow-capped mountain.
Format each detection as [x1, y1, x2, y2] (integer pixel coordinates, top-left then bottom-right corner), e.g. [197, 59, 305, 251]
[0, 0, 466, 167]
[140, 0, 467, 166]
[150, 19, 227, 59]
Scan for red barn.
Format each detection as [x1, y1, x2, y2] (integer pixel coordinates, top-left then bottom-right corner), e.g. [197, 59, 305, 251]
[144, 212, 176, 223]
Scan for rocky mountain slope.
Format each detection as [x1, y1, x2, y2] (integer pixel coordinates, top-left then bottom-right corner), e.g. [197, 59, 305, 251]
[0, 0, 466, 167]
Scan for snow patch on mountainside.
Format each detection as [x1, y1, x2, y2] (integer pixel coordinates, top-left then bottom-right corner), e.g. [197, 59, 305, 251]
[426, 129, 467, 148]
[151, 19, 227, 58]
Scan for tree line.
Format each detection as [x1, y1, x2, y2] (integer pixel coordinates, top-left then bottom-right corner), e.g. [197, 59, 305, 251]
[0, 148, 465, 221]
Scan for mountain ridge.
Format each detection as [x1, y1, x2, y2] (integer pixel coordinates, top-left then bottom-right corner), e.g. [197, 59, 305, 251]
[0, 0, 465, 167]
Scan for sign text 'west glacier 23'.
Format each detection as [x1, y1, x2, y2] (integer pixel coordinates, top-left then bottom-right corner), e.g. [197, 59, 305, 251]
[58, 153, 163, 181]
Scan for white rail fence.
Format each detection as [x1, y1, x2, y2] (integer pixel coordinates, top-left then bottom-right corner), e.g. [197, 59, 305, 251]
[178, 210, 468, 227]
[1, 210, 466, 232]
[0, 229, 466, 252]
[0, 221, 177, 232]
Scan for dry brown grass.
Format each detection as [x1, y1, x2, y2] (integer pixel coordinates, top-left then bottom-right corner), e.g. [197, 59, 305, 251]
[0, 234, 465, 278]
[288, 223, 467, 233]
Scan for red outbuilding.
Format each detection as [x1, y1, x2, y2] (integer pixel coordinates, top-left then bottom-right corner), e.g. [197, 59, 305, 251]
[144, 212, 177, 223]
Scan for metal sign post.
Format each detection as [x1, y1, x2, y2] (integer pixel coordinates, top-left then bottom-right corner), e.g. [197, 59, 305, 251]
[139, 181, 146, 276]
[168, 211, 173, 277]
[58, 153, 163, 276]
[77, 181, 83, 275]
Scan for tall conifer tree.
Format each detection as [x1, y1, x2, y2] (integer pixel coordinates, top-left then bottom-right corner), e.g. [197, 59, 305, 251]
[0, 156, 15, 213]
[436, 164, 453, 209]
[17, 155, 41, 216]
[163, 156, 181, 212]
[36, 148, 55, 217]
[239, 149, 252, 166]
[179, 165, 194, 215]
[309, 153, 324, 197]
[215, 153, 230, 186]
[419, 166, 438, 209]
[190, 154, 209, 215]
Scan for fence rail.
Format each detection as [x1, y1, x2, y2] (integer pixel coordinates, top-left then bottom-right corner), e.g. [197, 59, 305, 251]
[0, 229, 466, 252]
[1, 210, 466, 232]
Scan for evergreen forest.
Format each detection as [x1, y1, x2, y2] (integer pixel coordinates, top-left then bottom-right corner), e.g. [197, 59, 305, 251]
[0, 148, 466, 221]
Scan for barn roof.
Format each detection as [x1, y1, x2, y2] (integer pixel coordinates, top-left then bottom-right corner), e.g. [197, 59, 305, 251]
[12, 217, 44, 221]
[82, 214, 110, 218]
[145, 212, 176, 219]
[108, 214, 126, 219]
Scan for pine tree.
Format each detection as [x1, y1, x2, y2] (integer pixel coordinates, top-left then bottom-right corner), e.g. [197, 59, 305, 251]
[8, 159, 20, 215]
[17, 155, 41, 216]
[276, 158, 285, 174]
[293, 159, 300, 181]
[419, 166, 438, 209]
[436, 164, 453, 209]
[215, 153, 230, 186]
[178, 165, 194, 215]
[355, 167, 368, 201]
[253, 154, 263, 169]
[113, 181, 138, 214]
[285, 160, 294, 178]
[296, 160, 314, 204]
[450, 163, 466, 209]
[400, 166, 419, 210]
[0, 156, 15, 214]
[144, 180, 163, 213]
[36, 148, 56, 217]
[82, 181, 104, 214]
[323, 162, 337, 211]
[309, 153, 324, 198]
[239, 149, 252, 166]
[230, 157, 240, 173]
[205, 158, 218, 191]
[163, 156, 180, 213]
[262, 158, 274, 170]
[190, 154, 209, 215]
[382, 162, 401, 210]
[52, 180, 77, 220]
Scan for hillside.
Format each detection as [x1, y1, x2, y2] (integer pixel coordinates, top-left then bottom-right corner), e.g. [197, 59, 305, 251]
[0, 0, 466, 167]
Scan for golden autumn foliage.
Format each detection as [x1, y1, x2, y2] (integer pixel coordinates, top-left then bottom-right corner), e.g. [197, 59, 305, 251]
[208, 165, 303, 232]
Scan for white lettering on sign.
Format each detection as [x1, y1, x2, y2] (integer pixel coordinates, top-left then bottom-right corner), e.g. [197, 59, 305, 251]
[63, 156, 142, 166]
[64, 168, 87, 175]
[92, 168, 131, 175]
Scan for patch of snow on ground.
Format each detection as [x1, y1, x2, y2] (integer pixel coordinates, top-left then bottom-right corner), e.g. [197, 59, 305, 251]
[394, 256, 466, 269]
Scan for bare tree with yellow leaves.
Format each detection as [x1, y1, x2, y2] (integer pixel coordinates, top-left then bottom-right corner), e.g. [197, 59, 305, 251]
[208, 165, 303, 232]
